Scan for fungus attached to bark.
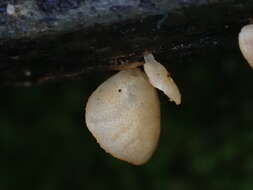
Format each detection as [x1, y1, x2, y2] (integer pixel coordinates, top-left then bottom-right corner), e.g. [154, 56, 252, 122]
[85, 68, 160, 165]
[143, 52, 182, 105]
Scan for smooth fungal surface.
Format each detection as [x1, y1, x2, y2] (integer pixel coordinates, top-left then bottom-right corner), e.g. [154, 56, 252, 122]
[239, 24, 253, 68]
[85, 68, 160, 165]
[143, 53, 181, 105]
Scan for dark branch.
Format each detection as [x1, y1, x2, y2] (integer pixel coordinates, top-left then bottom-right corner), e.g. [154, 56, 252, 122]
[0, 1, 252, 87]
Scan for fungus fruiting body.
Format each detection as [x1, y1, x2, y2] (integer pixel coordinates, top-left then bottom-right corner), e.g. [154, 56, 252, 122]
[85, 53, 182, 165]
[143, 52, 181, 105]
[6, 4, 16, 16]
[239, 24, 253, 68]
[85, 68, 160, 165]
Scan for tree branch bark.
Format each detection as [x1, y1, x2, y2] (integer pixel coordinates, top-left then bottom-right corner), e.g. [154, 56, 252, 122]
[0, 0, 252, 87]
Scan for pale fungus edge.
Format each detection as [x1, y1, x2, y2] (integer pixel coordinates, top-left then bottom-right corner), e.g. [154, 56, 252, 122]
[85, 125, 150, 165]
[84, 115, 153, 166]
[143, 52, 182, 105]
[238, 24, 253, 69]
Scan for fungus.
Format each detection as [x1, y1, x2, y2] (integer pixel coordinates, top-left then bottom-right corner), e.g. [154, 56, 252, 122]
[238, 24, 253, 68]
[6, 4, 15, 16]
[85, 68, 160, 165]
[143, 52, 181, 105]
[85, 53, 182, 165]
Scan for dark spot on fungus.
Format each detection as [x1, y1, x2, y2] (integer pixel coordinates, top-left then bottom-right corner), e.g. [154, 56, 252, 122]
[118, 89, 122, 93]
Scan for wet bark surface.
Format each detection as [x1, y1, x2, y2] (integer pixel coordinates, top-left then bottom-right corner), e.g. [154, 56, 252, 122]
[0, 0, 252, 87]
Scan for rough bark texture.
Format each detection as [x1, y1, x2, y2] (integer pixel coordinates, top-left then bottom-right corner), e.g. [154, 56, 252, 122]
[0, 0, 252, 87]
[0, 0, 223, 39]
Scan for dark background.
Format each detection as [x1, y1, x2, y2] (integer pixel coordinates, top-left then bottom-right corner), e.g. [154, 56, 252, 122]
[2, 37, 253, 189]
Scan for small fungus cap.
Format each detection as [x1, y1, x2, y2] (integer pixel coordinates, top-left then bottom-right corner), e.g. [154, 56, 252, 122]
[143, 53, 181, 105]
[85, 68, 160, 165]
[239, 24, 253, 68]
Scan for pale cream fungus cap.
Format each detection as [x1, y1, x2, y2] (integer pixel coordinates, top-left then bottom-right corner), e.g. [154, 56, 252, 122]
[85, 69, 160, 165]
[239, 24, 253, 68]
